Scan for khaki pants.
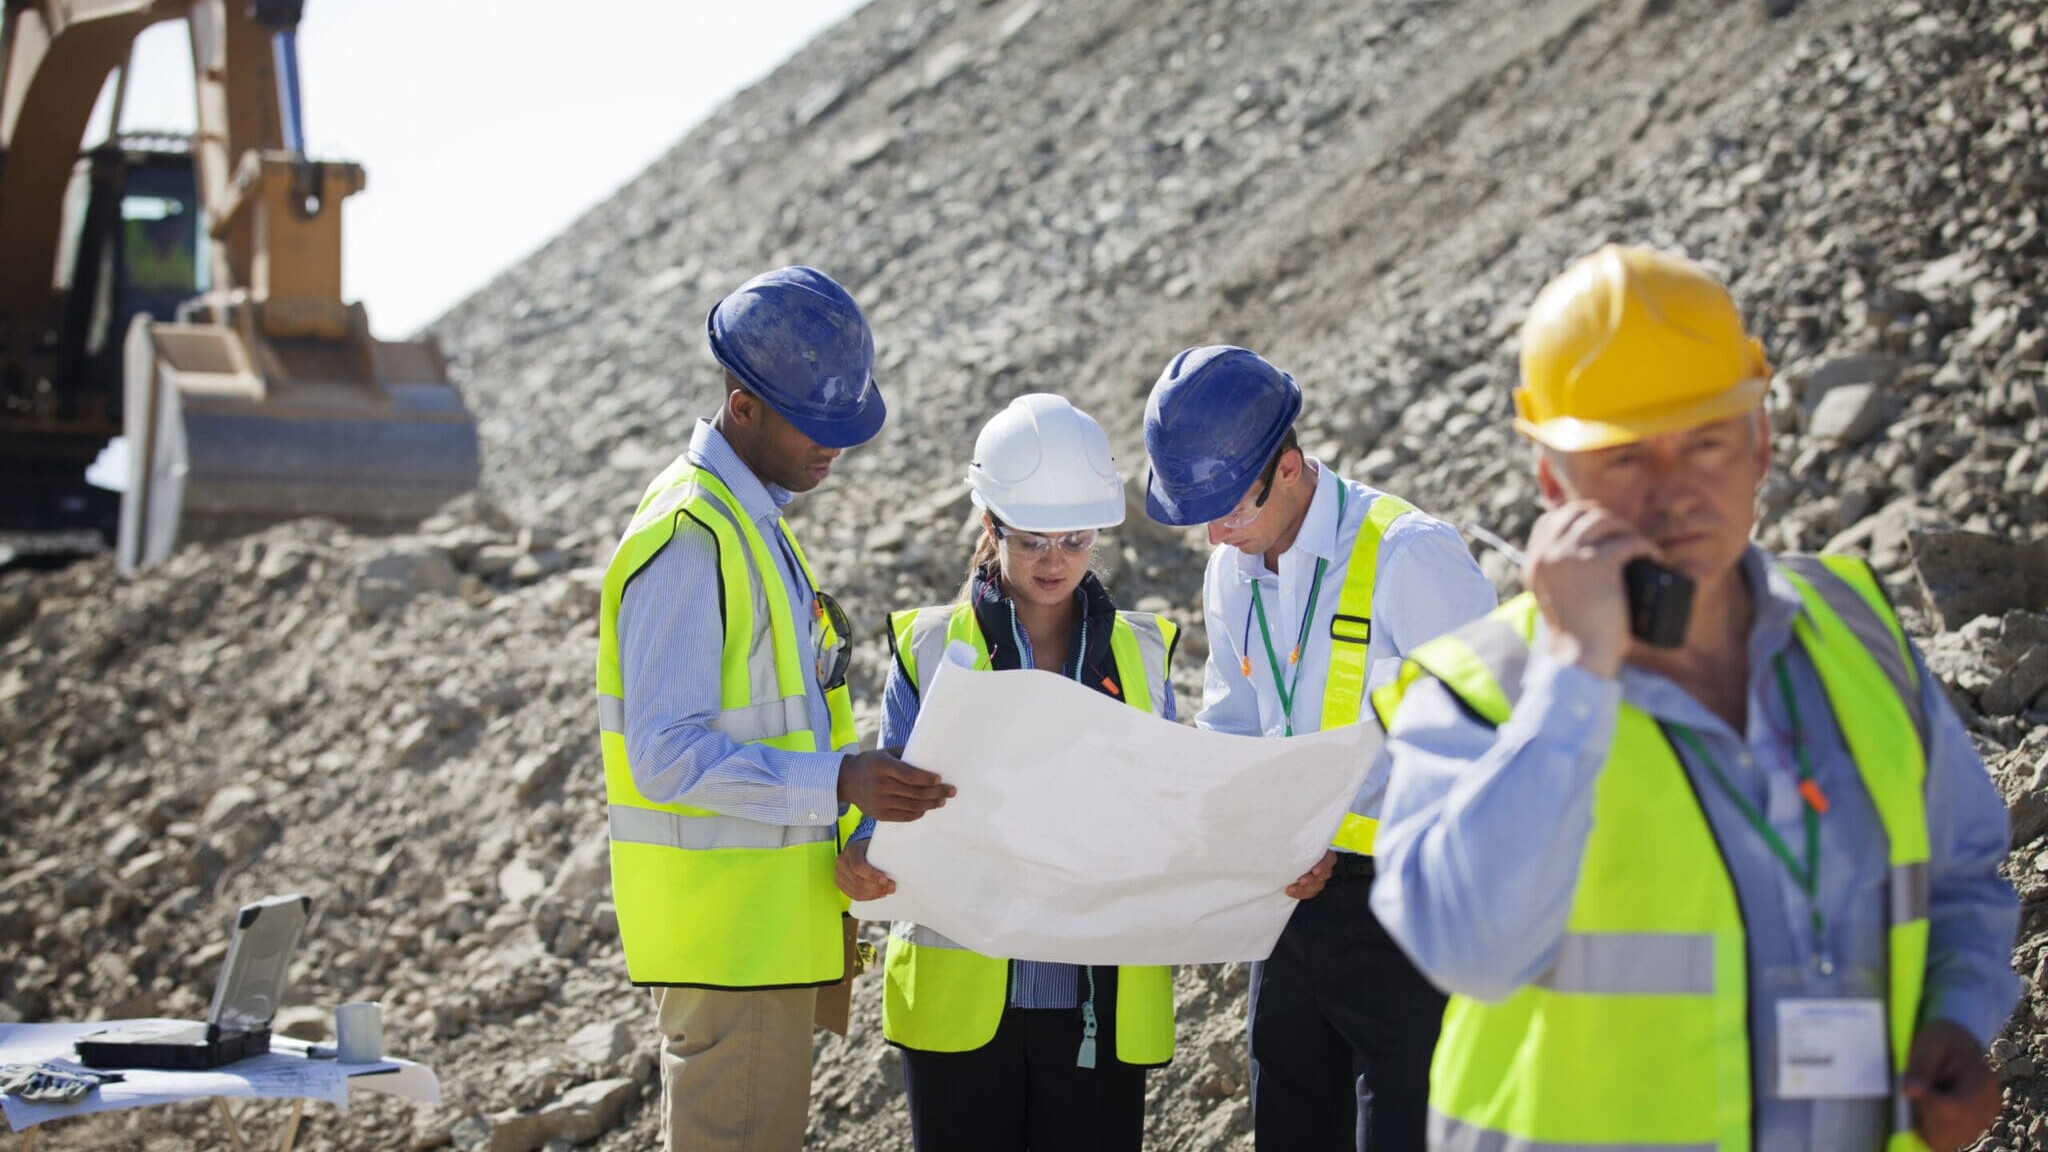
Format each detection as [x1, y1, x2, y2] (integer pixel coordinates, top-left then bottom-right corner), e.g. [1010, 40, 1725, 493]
[652, 984, 817, 1151]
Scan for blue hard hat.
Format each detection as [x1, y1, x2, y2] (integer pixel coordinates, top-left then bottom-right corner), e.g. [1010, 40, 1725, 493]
[706, 266, 886, 449]
[1143, 346, 1302, 526]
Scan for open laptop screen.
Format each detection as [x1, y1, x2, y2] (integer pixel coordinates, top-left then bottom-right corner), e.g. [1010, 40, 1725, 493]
[208, 894, 309, 1038]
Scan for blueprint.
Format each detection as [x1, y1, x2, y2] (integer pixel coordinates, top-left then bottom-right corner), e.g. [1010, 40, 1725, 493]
[856, 641, 1377, 965]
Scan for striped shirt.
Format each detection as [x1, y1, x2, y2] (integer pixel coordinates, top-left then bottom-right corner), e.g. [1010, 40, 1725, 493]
[614, 419, 843, 826]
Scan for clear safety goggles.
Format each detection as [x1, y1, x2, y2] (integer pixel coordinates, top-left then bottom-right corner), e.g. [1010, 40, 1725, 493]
[995, 525, 1100, 555]
[1212, 449, 1285, 530]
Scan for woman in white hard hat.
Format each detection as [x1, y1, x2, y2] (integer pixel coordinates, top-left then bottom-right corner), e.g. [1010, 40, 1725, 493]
[837, 393, 1179, 1151]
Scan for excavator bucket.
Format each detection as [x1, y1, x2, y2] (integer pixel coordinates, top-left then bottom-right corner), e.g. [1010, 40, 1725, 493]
[118, 312, 479, 570]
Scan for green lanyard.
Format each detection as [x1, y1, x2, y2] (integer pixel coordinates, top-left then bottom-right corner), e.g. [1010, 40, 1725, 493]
[1247, 488, 1344, 737]
[1669, 655, 1835, 975]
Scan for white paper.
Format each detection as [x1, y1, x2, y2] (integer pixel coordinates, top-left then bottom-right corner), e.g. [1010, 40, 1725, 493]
[856, 640, 1377, 964]
[1776, 999, 1889, 1099]
[1, 1021, 441, 1132]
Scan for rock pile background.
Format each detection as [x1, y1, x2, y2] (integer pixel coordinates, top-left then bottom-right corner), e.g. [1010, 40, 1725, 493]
[4, 0, 2047, 1147]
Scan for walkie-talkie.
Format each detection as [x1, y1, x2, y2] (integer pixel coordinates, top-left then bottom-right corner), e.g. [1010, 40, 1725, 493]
[1467, 525, 1695, 649]
[1621, 558, 1693, 648]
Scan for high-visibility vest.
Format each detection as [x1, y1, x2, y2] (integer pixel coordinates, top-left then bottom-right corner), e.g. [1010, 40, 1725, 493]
[594, 454, 859, 988]
[877, 601, 1179, 1065]
[1314, 491, 1417, 856]
[1371, 554, 1932, 1152]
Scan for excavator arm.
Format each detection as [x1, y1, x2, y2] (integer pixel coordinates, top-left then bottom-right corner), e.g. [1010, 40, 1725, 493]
[0, 0, 479, 569]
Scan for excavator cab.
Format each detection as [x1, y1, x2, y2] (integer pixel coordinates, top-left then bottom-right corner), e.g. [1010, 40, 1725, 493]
[1, 1, 479, 571]
[106, 149, 205, 335]
[4, 142, 204, 562]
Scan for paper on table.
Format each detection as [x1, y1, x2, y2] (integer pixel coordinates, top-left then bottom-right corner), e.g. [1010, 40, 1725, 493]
[0, 1022, 440, 1132]
[274, 1036, 441, 1104]
[856, 640, 1377, 965]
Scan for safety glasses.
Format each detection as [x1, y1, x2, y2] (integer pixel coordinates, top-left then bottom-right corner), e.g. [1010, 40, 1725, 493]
[812, 591, 852, 691]
[994, 525, 1100, 555]
[1213, 449, 1284, 530]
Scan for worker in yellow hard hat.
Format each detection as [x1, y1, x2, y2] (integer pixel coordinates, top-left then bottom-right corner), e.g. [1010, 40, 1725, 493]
[1367, 245, 2019, 1152]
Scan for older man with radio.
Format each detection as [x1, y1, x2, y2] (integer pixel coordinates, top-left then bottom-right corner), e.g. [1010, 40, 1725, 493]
[1369, 245, 2019, 1152]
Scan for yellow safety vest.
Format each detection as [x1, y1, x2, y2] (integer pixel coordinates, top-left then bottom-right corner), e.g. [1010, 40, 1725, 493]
[1314, 491, 1417, 856]
[877, 601, 1179, 1065]
[1371, 554, 1932, 1152]
[594, 454, 859, 988]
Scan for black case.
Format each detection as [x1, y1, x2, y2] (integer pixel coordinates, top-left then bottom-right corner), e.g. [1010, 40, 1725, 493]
[75, 1022, 273, 1070]
[74, 894, 308, 1070]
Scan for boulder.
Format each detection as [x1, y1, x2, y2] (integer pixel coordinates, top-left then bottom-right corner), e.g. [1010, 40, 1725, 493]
[1807, 382, 1887, 447]
[564, 1020, 633, 1066]
[1911, 531, 2048, 631]
[354, 546, 461, 616]
[538, 1077, 640, 1144]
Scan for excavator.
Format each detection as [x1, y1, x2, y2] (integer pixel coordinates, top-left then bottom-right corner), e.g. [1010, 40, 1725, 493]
[0, 0, 478, 571]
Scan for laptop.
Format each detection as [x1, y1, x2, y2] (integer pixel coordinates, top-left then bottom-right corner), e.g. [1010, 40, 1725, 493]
[74, 893, 310, 1071]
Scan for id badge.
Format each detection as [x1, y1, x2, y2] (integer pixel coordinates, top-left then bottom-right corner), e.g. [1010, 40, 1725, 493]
[1776, 998, 1889, 1099]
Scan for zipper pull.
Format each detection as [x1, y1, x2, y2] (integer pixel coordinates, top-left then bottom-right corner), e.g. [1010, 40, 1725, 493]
[1240, 655, 1253, 678]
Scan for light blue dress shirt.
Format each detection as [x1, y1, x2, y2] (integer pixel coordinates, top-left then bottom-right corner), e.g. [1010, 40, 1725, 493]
[1371, 546, 2021, 1151]
[1194, 461, 1498, 833]
[614, 419, 844, 827]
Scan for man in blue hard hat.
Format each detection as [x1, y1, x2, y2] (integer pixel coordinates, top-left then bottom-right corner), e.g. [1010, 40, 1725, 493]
[595, 265, 954, 1152]
[1143, 346, 1496, 1152]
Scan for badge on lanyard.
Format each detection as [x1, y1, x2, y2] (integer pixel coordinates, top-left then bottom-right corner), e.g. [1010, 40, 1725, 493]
[1776, 998, 1888, 1098]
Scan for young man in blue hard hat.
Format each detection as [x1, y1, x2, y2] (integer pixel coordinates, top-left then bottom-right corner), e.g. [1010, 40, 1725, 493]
[1368, 246, 2017, 1152]
[1142, 346, 1497, 1152]
[594, 266, 955, 1152]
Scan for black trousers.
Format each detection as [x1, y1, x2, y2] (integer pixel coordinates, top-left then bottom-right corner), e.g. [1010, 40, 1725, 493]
[1248, 855, 1448, 1151]
[900, 1004, 1146, 1152]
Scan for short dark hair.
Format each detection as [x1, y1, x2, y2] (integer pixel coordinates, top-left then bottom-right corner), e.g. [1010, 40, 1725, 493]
[1258, 425, 1301, 486]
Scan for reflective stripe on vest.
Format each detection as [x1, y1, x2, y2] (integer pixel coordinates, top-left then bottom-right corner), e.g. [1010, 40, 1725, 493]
[594, 455, 856, 988]
[879, 601, 1178, 1065]
[1428, 1114, 1717, 1152]
[609, 806, 835, 851]
[1322, 492, 1415, 856]
[1377, 554, 1930, 1152]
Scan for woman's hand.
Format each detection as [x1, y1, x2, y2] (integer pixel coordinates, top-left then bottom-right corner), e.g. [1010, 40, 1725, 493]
[836, 837, 896, 901]
[1286, 850, 1337, 900]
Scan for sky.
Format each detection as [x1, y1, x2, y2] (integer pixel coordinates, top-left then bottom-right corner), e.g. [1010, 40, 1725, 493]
[88, 0, 869, 336]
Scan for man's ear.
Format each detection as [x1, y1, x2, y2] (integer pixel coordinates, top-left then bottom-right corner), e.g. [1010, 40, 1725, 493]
[726, 387, 760, 428]
[1535, 448, 1570, 509]
[1275, 446, 1306, 487]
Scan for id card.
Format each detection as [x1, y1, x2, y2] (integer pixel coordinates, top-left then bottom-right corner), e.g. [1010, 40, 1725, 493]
[1777, 999, 1889, 1098]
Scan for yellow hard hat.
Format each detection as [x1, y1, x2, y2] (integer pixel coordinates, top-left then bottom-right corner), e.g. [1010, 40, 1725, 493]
[1513, 245, 1772, 452]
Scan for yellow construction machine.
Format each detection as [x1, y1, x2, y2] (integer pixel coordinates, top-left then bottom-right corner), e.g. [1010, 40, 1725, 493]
[0, 0, 478, 570]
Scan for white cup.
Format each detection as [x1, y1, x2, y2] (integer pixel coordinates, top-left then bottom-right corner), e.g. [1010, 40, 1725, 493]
[334, 1001, 383, 1063]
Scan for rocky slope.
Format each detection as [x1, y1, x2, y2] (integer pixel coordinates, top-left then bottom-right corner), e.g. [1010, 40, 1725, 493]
[4, 0, 2047, 1147]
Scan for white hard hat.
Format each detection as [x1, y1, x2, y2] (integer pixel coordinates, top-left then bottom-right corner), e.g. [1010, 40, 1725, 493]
[966, 393, 1126, 532]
